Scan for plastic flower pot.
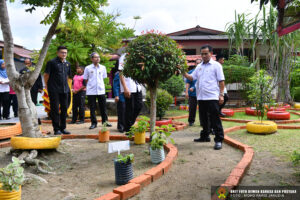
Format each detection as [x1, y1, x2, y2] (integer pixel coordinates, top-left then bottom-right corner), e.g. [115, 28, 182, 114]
[114, 160, 133, 185]
[150, 147, 165, 164]
[246, 121, 277, 135]
[294, 103, 300, 109]
[267, 111, 290, 120]
[134, 131, 146, 145]
[99, 131, 110, 143]
[0, 185, 21, 200]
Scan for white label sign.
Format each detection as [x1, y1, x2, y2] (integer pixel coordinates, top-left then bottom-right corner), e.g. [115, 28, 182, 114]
[108, 140, 130, 154]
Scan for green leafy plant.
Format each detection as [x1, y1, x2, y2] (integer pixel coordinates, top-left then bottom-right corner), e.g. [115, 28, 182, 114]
[101, 122, 109, 133]
[291, 150, 300, 166]
[224, 54, 250, 66]
[145, 89, 173, 120]
[160, 75, 185, 97]
[0, 157, 25, 192]
[123, 31, 186, 134]
[247, 70, 274, 122]
[116, 153, 134, 164]
[150, 124, 175, 150]
[129, 116, 150, 135]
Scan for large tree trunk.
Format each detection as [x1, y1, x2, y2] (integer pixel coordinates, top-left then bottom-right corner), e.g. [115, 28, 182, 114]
[149, 87, 157, 135]
[0, 0, 64, 137]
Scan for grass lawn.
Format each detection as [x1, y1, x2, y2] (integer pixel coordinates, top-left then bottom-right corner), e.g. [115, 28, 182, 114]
[227, 128, 300, 161]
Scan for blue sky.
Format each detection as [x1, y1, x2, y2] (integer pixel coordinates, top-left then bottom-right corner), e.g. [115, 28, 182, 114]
[0, 0, 261, 50]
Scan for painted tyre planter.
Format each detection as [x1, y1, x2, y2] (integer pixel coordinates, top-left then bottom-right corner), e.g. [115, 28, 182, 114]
[0, 123, 22, 140]
[134, 132, 145, 145]
[150, 147, 165, 164]
[155, 119, 172, 127]
[10, 136, 61, 150]
[267, 111, 290, 120]
[294, 103, 300, 109]
[246, 121, 277, 134]
[98, 131, 110, 143]
[85, 110, 91, 118]
[0, 186, 21, 200]
[114, 160, 133, 185]
[282, 104, 291, 109]
[221, 109, 235, 117]
[245, 107, 256, 116]
[268, 107, 286, 111]
[179, 105, 186, 110]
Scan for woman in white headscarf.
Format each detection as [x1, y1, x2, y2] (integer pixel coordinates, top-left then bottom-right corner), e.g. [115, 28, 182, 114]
[0, 59, 10, 120]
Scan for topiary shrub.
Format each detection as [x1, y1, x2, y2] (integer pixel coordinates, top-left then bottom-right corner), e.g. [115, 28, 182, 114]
[123, 31, 186, 133]
[160, 75, 185, 97]
[146, 89, 173, 120]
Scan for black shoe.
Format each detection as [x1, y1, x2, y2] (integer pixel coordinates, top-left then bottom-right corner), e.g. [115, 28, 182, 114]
[68, 121, 76, 124]
[104, 122, 112, 127]
[76, 121, 84, 124]
[61, 129, 71, 135]
[189, 122, 194, 126]
[54, 130, 62, 135]
[14, 114, 18, 117]
[214, 142, 222, 150]
[219, 113, 226, 117]
[194, 137, 211, 142]
[89, 124, 97, 129]
[38, 118, 41, 125]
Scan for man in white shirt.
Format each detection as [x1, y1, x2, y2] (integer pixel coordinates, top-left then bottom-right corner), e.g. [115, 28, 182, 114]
[83, 52, 112, 129]
[119, 53, 143, 132]
[184, 45, 225, 150]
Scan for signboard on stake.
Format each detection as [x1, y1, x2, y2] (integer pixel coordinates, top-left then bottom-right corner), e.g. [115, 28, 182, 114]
[108, 140, 130, 155]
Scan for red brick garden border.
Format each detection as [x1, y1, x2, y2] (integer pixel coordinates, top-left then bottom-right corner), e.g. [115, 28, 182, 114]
[1, 124, 299, 199]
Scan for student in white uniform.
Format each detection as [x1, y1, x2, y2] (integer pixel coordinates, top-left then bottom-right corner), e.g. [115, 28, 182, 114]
[216, 54, 229, 117]
[118, 53, 143, 132]
[184, 45, 225, 150]
[83, 52, 112, 129]
[0, 60, 10, 120]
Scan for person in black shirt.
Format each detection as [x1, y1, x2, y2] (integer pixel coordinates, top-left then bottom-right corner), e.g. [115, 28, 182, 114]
[20, 58, 43, 105]
[44, 46, 71, 135]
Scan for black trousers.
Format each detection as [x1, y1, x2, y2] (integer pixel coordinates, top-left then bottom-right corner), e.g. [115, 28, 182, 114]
[49, 92, 68, 131]
[124, 91, 143, 132]
[188, 96, 197, 123]
[9, 94, 18, 116]
[198, 100, 224, 142]
[117, 101, 126, 131]
[30, 90, 38, 105]
[72, 91, 86, 122]
[88, 95, 108, 125]
[219, 93, 229, 112]
[0, 92, 10, 119]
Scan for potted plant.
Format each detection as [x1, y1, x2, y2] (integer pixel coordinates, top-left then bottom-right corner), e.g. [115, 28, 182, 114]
[150, 124, 175, 164]
[246, 70, 277, 134]
[0, 157, 24, 200]
[99, 122, 110, 143]
[114, 153, 134, 185]
[129, 116, 150, 145]
[145, 89, 173, 126]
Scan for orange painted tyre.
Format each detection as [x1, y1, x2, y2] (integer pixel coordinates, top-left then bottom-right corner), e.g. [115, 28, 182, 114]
[267, 111, 290, 120]
[221, 109, 234, 117]
[155, 119, 172, 126]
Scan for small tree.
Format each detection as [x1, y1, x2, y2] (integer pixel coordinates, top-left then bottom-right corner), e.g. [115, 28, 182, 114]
[123, 31, 186, 133]
[247, 70, 274, 122]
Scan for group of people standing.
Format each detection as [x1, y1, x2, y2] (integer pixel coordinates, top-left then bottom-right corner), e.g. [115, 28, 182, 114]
[0, 59, 43, 121]
[44, 46, 143, 135]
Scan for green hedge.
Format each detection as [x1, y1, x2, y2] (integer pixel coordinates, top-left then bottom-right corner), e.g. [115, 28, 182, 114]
[223, 65, 255, 84]
[159, 75, 185, 97]
[291, 87, 300, 102]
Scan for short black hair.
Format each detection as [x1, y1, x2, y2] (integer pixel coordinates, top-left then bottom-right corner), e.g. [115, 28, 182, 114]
[90, 52, 99, 58]
[200, 44, 213, 52]
[57, 46, 68, 51]
[77, 66, 85, 71]
[216, 54, 225, 61]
